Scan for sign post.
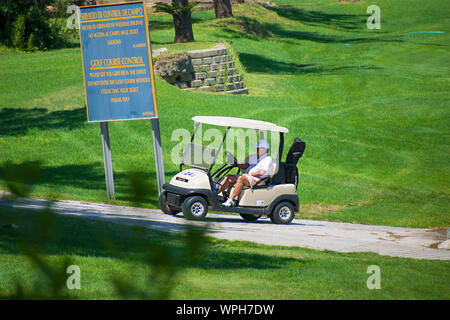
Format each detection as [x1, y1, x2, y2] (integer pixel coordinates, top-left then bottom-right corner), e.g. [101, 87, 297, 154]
[78, 1, 164, 199]
[151, 118, 165, 195]
[100, 122, 115, 199]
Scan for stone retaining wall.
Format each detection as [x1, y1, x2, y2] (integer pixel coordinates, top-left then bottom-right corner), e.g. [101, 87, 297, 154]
[185, 44, 248, 94]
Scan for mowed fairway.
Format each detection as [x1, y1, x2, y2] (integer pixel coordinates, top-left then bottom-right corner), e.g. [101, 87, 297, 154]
[0, 0, 449, 300]
[0, 0, 449, 229]
[0, 208, 448, 299]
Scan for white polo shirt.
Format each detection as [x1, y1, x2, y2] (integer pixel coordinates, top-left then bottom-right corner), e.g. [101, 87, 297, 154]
[244, 154, 258, 173]
[248, 153, 273, 179]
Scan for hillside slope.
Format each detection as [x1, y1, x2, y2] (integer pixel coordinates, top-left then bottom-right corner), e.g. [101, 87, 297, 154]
[0, 0, 448, 228]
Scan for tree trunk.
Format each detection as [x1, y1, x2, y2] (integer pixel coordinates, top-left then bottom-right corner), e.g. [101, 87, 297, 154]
[214, 0, 233, 19]
[172, 0, 194, 42]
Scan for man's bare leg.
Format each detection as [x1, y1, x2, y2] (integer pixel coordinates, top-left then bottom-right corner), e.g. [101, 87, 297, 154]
[229, 174, 250, 201]
[218, 175, 238, 194]
[222, 175, 251, 206]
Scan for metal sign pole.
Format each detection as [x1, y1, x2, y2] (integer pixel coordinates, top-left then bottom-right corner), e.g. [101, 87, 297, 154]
[151, 118, 165, 195]
[100, 122, 115, 199]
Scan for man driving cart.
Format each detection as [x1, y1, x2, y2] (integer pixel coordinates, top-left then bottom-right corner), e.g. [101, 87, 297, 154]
[220, 139, 273, 207]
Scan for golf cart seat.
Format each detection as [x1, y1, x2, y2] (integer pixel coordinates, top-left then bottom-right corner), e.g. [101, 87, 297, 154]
[285, 138, 306, 184]
[250, 156, 278, 189]
[271, 138, 306, 187]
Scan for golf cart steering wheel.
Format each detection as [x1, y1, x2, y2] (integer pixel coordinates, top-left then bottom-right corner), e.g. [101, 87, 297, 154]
[225, 151, 238, 166]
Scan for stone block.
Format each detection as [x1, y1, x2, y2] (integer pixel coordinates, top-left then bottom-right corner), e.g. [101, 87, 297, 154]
[214, 84, 224, 92]
[226, 83, 235, 91]
[195, 72, 207, 80]
[192, 58, 202, 65]
[203, 57, 212, 64]
[189, 48, 220, 59]
[216, 77, 225, 84]
[210, 64, 219, 71]
[191, 80, 202, 88]
[226, 88, 249, 95]
[208, 70, 217, 78]
[204, 78, 216, 86]
[235, 74, 241, 81]
[227, 75, 235, 83]
[199, 86, 211, 91]
[220, 55, 230, 63]
[227, 61, 235, 68]
[212, 56, 221, 64]
[228, 68, 237, 75]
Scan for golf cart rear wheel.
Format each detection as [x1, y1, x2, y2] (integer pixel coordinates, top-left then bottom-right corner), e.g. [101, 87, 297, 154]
[240, 214, 261, 222]
[270, 201, 295, 224]
[182, 196, 208, 220]
[159, 192, 181, 215]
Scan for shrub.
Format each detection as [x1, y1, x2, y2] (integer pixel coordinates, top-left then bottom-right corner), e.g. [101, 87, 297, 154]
[11, 15, 26, 49]
[27, 33, 36, 51]
[0, 0, 75, 51]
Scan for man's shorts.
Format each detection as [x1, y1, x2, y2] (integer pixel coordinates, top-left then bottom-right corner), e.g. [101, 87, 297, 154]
[243, 174, 260, 188]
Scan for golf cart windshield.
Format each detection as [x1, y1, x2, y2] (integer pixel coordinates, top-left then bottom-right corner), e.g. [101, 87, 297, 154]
[180, 116, 288, 172]
[181, 142, 220, 169]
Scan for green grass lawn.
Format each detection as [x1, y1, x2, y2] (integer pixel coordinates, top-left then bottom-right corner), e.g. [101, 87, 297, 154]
[0, 207, 448, 299]
[0, 0, 449, 229]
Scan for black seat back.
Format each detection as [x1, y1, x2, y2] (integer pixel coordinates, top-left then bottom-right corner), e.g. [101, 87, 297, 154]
[285, 138, 305, 186]
[270, 138, 305, 187]
[286, 138, 306, 166]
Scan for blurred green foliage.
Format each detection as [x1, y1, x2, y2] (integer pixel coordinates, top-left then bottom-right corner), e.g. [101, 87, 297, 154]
[0, 0, 77, 51]
[0, 160, 208, 299]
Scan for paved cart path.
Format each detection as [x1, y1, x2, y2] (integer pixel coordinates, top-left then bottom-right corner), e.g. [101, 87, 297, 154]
[1, 196, 449, 260]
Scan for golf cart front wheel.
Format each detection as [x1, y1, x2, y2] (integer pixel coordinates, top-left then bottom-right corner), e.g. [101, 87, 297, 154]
[182, 196, 209, 220]
[240, 214, 261, 222]
[270, 201, 295, 224]
[159, 192, 181, 215]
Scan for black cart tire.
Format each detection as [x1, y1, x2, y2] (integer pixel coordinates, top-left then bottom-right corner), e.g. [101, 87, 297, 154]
[270, 201, 295, 224]
[240, 214, 261, 222]
[182, 196, 209, 220]
[159, 192, 181, 215]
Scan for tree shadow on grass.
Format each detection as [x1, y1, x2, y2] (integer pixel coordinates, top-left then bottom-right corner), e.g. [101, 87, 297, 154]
[264, 20, 402, 45]
[239, 52, 382, 75]
[149, 39, 175, 45]
[211, 16, 271, 39]
[0, 206, 302, 270]
[193, 247, 299, 270]
[266, 24, 402, 45]
[260, 3, 367, 30]
[191, 12, 216, 24]
[149, 19, 174, 31]
[212, 16, 402, 46]
[0, 162, 178, 207]
[0, 107, 86, 137]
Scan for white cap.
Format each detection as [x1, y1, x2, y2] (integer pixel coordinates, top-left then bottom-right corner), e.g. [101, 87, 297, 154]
[255, 139, 270, 149]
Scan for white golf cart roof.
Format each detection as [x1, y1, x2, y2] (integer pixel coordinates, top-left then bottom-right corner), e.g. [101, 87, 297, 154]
[192, 116, 289, 133]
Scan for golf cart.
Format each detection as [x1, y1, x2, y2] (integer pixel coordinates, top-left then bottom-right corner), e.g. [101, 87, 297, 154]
[159, 116, 305, 224]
